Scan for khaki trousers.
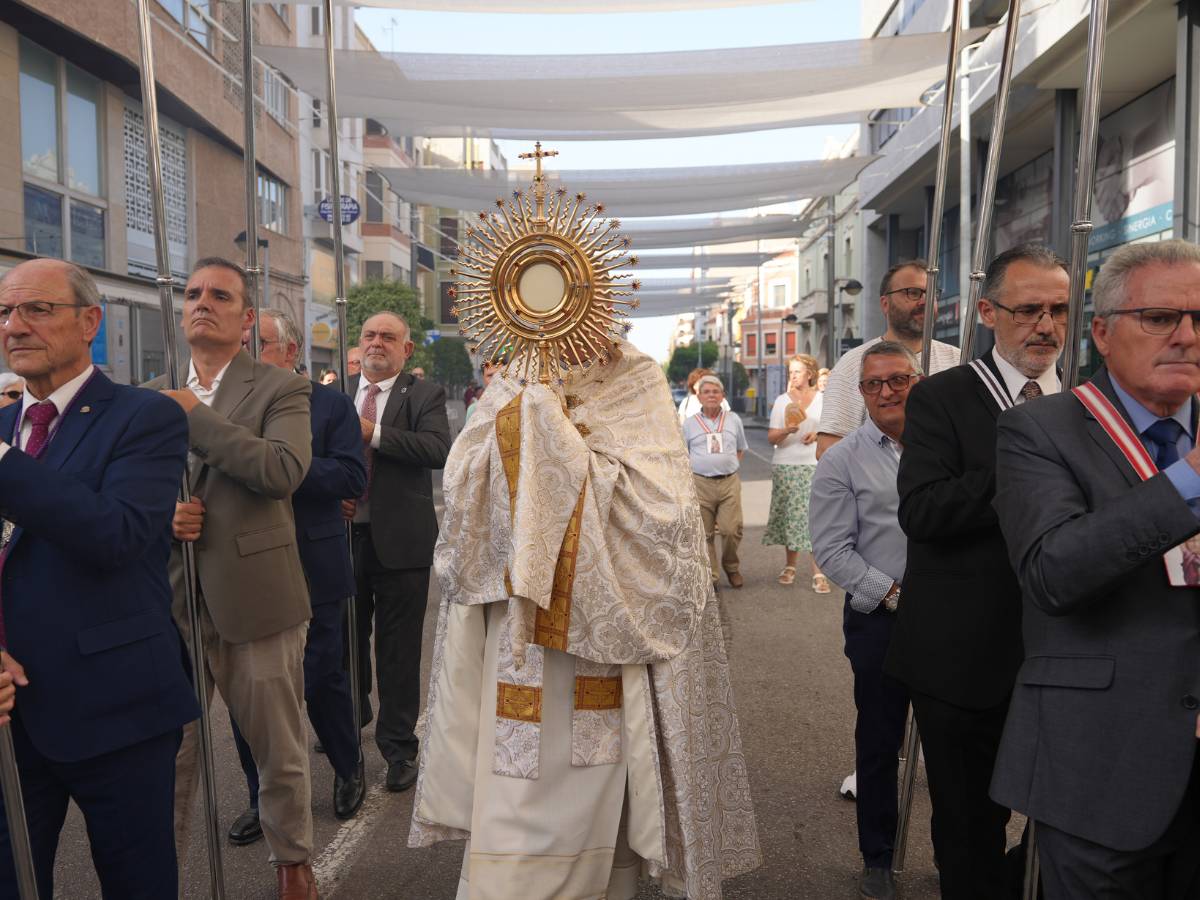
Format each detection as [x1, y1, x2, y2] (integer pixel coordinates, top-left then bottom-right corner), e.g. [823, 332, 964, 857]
[693, 472, 743, 579]
[174, 599, 312, 865]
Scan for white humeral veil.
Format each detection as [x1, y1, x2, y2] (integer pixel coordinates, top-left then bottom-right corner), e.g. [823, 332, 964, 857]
[409, 341, 761, 900]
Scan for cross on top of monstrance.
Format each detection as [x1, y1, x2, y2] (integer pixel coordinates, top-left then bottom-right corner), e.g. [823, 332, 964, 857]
[449, 142, 641, 386]
[517, 141, 559, 226]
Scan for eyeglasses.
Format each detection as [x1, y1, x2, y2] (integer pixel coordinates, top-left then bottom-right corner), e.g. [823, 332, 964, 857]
[859, 374, 918, 395]
[1106, 307, 1200, 336]
[1, 390, 21, 401]
[259, 338, 283, 350]
[991, 301, 1070, 325]
[0, 301, 89, 325]
[884, 286, 926, 302]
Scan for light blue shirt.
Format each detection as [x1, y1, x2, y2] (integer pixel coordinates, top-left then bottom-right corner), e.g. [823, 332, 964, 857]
[809, 418, 906, 613]
[1109, 378, 1200, 517]
[682, 409, 747, 477]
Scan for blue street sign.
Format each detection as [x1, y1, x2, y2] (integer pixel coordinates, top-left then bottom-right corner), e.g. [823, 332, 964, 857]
[318, 195, 361, 225]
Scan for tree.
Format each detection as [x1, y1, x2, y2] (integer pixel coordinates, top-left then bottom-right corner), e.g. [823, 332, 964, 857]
[666, 341, 721, 385]
[345, 278, 435, 373]
[430, 338, 474, 387]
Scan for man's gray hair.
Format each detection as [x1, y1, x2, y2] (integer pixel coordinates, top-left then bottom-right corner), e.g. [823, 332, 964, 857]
[695, 374, 725, 393]
[1092, 239, 1200, 318]
[859, 340, 922, 380]
[0, 260, 101, 307]
[260, 306, 304, 352]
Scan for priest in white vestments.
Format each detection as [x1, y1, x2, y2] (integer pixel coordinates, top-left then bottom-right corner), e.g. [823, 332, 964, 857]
[408, 340, 761, 900]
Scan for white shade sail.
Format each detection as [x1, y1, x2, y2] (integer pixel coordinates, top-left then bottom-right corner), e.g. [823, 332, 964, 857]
[620, 215, 803, 249]
[631, 251, 778, 269]
[374, 157, 872, 218]
[633, 277, 735, 291]
[256, 28, 988, 140]
[258, 0, 800, 9]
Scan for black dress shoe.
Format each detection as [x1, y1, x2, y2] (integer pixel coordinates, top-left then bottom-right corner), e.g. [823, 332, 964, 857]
[386, 759, 418, 792]
[334, 762, 366, 819]
[228, 806, 263, 846]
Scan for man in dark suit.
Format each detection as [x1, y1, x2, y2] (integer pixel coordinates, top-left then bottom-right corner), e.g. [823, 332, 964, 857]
[887, 243, 1070, 898]
[0, 258, 198, 898]
[344, 312, 450, 792]
[992, 239, 1200, 897]
[227, 308, 368, 846]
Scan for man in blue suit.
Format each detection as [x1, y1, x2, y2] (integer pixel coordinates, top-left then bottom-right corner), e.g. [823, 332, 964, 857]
[227, 307, 367, 845]
[0, 258, 198, 898]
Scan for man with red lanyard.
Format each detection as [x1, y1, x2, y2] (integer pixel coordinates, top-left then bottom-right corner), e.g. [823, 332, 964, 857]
[991, 239, 1200, 897]
[683, 374, 748, 588]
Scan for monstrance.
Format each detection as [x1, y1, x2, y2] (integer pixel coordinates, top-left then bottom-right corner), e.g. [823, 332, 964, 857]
[450, 143, 641, 385]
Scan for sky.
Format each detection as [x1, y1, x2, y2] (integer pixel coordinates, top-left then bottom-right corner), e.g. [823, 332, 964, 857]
[354, 1, 863, 360]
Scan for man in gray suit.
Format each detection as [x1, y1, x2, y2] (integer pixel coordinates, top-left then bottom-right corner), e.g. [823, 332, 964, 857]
[991, 239, 1200, 897]
[152, 258, 318, 900]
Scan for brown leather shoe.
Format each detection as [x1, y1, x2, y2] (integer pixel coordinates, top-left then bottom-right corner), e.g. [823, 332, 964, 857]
[277, 862, 319, 900]
[727, 571, 744, 589]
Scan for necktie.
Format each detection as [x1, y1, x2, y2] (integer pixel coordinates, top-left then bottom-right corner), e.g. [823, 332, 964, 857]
[1144, 418, 1185, 470]
[1019, 380, 1043, 403]
[23, 401, 59, 459]
[360, 384, 382, 502]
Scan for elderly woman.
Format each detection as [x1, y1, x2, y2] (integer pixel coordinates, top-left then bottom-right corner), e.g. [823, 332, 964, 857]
[764, 354, 828, 590]
[0, 372, 24, 409]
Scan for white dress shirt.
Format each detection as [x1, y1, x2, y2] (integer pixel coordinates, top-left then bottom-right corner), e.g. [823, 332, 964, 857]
[185, 358, 233, 409]
[991, 348, 1060, 403]
[354, 372, 400, 450]
[0, 364, 95, 462]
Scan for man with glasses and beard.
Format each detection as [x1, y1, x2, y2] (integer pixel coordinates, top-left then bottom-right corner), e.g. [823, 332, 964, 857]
[816, 259, 959, 459]
[886, 243, 1069, 899]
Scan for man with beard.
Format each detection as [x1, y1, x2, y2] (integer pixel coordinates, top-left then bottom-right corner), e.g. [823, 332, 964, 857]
[886, 243, 1069, 899]
[816, 259, 959, 459]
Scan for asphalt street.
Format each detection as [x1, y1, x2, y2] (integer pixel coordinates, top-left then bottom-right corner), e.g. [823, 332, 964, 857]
[48, 423, 1011, 899]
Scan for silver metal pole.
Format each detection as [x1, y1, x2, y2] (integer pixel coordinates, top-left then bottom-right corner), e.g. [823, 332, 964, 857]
[920, 0, 966, 374]
[960, 0, 1025, 364]
[756, 240, 764, 416]
[958, 0, 973, 339]
[262, 241, 271, 312]
[0, 725, 38, 899]
[1023, 820, 1040, 900]
[132, 0, 226, 895]
[892, 710, 921, 874]
[322, 0, 364, 747]
[825, 196, 837, 367]
[241, 0, 261, 359]
[1061, 0, 1111, 388]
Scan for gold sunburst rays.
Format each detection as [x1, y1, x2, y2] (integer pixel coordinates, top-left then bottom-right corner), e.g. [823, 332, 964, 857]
[450, 142, 637, 387]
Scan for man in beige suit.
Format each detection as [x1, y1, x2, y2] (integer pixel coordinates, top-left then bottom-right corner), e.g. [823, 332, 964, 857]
[150, 257, 317, 900]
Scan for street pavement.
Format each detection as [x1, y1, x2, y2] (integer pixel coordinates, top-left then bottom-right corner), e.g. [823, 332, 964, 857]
[49, 422, 1007, 899]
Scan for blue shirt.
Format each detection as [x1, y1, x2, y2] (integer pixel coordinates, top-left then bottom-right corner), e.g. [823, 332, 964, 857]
[1109, 378, 1200, 517]
[809, 418, 906, 613]
[682, 409, 747, 477]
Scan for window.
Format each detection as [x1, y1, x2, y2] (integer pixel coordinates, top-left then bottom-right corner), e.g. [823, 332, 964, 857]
[257, 171, 288, 234]
[771, 283, 787, 307]
[392, 264, 408, 283]
[21, 38, 108, 268]
[845, 235, 853, 274]
[365, 171, 384, 223]
[262, 67, 289, 126]
[440, 216, 459, 259]
[160, 0, 211, 51]
[804, 266, 811, 294]
[311, 148, 327, 205]
[785, 331, 797, 355]
[745, 334, 757, 357]
[440, 281, 456, 323]
[310, 5, 323, 35]
[365, 261, 384, 281]
[765, 333, 778, 356]
[311, 98, 322, 129]
[124, 104, 187, 277]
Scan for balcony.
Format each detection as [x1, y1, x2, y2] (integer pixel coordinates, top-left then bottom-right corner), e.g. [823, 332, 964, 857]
[795, 290, 829, 322]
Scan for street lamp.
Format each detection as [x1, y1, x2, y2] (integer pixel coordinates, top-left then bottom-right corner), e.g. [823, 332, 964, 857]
[234, 231, 271, 310]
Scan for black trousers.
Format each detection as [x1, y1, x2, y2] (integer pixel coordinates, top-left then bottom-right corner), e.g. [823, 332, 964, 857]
[843, 596, 910, 868]
[909, 689, 1013, 900]
[231, 596, 361, 804]
[0, 718, 181, 900]
[1037, 746, 1200, 899]
[352, 523, 430, 765]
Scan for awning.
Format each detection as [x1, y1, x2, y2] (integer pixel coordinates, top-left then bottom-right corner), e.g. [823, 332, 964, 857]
[631, 250, 779, 269]
[257, 0, 799, 10]
[620, 215, 804, 249]
[374, 157, 872, 217]
[256, 28, 988, 140]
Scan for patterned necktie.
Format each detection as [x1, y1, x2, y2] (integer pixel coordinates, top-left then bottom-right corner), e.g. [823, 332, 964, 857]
[1019, 380, 1043, 403]
[1144, 418, 1185, 470]
[23, 401, 59, 458]
[360, 384, 382, 502]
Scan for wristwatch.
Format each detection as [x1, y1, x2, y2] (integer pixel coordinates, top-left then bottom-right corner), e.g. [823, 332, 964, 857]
[883, 585, 901, 612]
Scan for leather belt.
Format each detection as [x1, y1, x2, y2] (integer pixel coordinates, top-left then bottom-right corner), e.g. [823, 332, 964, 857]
[697, 472, 735, 479]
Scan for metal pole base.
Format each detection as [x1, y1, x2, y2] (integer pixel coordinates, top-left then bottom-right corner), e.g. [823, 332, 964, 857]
[1023, 821, 1040, 900]
[0, 724, 39, 900]
[892, 708, 922, 875]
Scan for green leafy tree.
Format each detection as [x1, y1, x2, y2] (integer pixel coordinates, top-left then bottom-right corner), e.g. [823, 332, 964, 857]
[666, 341, 721, 385]
[430, 338, 474, 387]
[345, 278, 435, 373]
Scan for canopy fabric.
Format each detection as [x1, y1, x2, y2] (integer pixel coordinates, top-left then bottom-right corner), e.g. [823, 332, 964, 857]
[374, 157, 871, 217]
[631, 251, 778, 269]
[256, 28, 988, 140]
[620, 215, 803, 249]
[259, 0, 799, 9]
[634, 277, 735, 291]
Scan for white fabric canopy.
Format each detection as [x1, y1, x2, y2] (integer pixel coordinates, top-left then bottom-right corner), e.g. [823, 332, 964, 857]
[374, 157, 871, 217]
[631, 251, 777, 269]
[259, 0, 798, 9]
[620, 215, 802, 250]
[633, 277, 735, 291]
[256, 28, 988, 140]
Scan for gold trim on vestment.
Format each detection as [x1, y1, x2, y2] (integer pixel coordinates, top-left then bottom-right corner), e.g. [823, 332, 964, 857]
[496, 393, 523, 513]
[534, 484, 587, 651]
[496, 682, 543, 723]
[574, 675, 623, 711]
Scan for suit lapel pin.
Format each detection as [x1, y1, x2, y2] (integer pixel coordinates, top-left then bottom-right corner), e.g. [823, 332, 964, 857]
[80, 406, 91, 414]
[401, 387, 408, 394]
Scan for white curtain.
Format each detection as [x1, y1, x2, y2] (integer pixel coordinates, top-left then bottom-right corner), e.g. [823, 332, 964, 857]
[255, 28, 988, 140]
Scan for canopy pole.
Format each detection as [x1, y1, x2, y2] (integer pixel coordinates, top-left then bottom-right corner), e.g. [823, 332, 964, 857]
[825, 196, 837, 367]
[133, 1, 226, 896]
[322, 0, 364, 749]
[241, 0, 261, 358]
[959, 0, 1024, 364]
[1062, 0, 1111, 388]
[919, 0, 965, 374]
[0, 724, 38, 899]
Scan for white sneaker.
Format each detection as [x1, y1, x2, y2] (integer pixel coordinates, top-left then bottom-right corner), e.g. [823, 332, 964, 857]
[840, 770, 857, 800]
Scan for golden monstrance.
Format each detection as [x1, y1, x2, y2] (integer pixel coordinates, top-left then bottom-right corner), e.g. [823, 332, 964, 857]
[450, 143, 641, 385]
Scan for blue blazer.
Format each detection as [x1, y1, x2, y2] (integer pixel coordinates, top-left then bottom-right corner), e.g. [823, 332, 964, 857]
[0, 371, 199, 763]
[292, 381, 366, 606]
